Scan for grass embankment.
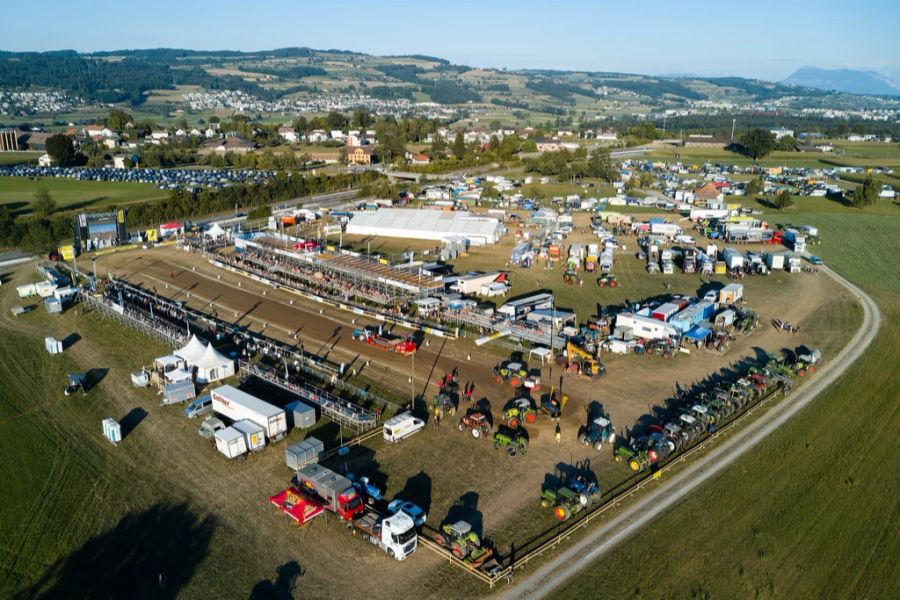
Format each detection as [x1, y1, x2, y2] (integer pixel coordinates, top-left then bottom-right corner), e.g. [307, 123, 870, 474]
[0, 176, 166, 215]
[558, 213, 900, 599]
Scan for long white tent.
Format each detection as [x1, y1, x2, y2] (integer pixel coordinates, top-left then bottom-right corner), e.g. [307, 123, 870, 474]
[345, 208, 503, 246]
[192, 343, 235, 384]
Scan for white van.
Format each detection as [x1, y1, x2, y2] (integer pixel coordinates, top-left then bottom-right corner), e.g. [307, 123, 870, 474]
[383, 412, 425, 443]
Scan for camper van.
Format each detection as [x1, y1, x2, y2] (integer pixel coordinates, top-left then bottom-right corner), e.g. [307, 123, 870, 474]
[383, 412, 425, 443]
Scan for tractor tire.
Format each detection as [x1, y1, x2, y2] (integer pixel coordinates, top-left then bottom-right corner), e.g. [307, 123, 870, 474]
[520, 438, 529, 452]
[510, 376, 520, 387]
[610, 280, 618, 288]
[608, 432, 616, 445]
[578, 494, 589, 507]
[507, 417, 520, 429]
[577, 431, 587, 444]
[797, 369, 806, 377]
[495, 375, 502, 383]
[471, 428, 481, 439]
[507, 445, 518, 457]
[662, 351, 671, 360]
[630, 458, 642, 471]
[435, 533, 446, 547]
[458, 422, 465, 432]
[525, 412, 537, 424]
[808, 365, 816, 375]
[594, 441, 604, 452]
[557, 505, 571, 521]
[493, 441, 500, 450]
[540, 498, 550, 509]
[452, 542, 464, 558]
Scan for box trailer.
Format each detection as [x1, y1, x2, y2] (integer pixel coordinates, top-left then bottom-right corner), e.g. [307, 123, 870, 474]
[211, 385, 287, 441]
[16, 283, 37, 298]
[651, 303, 681, 322]
[719, 283, 744, 305]
[214, 426, 248, 459]
[161, 380, 196, 405]
[766, 253, 785, 270]
[285, 437, 325, 470]
[35, 281, 58, 298]
[285, 400, 317, 429]
[722, 248, 745, 270]
[233, 419, 266, 452]
[613, 313, 679, 341]
[784, 229, 806, 253]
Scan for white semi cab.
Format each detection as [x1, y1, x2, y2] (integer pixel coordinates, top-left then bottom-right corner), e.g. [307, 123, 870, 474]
[351, 509, 418, 560]
[383, 412, 425, 443]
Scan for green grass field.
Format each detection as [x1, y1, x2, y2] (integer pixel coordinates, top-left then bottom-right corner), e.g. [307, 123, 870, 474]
[0, 177, 166, 215]
[0, 152, 42, 167]
[557, 212, 900, 599]
[644, 144, 900, 170]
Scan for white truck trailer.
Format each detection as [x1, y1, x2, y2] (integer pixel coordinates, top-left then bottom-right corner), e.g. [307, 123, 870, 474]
[211, 385, 287, 441]
[214, 426, 248, 459]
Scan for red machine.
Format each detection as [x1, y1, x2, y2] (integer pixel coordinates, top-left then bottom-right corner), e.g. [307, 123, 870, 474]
[353, 326, 417, 355]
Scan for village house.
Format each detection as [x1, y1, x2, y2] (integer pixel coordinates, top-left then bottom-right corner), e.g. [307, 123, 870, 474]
[406, 151, 430, 165]
[278, 126, 299, 143]
[202, 135, 256, 154]
[346, 145, 372, 166]
[535, 138, 564, 152]
[308, 129, 329, 143]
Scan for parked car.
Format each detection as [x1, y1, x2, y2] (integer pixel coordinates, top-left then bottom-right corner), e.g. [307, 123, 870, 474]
[184, 395, 213, 418]
[387, 499, 427, 527]
[198, 416, 226, 439]
[808, 255, 823, 266]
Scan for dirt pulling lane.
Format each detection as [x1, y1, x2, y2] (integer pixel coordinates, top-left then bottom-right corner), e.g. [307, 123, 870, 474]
[496, 264, 881, 599]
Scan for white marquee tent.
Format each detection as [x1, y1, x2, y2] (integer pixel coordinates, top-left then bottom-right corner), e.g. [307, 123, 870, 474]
[205, 223, 227, 239]
[174, 335, 207, 364]
[192, 343, 235, 384]
[345, 208, 503, 246]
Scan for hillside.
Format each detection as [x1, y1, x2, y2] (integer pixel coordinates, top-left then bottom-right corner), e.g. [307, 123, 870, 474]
[785, 66, 900, 96]
[0, 47, 856, 120]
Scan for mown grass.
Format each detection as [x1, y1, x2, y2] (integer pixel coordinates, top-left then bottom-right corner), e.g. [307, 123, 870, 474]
[557, 213, 900, 599]
[0, 152, 41, 167]
[0, 176, 165, 214]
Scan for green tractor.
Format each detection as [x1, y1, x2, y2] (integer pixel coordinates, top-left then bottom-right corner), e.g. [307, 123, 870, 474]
[503, 397, 537, 429]
[792, 348, 821, 377]
[493, 427, 529, 457]
[493, 360, 529, 387]
[540, 479, 601, 521]
[434, 520, 493, 565]
[432, 392, 457, 417]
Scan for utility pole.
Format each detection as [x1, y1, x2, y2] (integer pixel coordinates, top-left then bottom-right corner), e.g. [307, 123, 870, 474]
[731, 118, 736, 141]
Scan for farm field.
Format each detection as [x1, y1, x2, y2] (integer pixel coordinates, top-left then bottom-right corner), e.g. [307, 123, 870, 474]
[643, 143, 900, 169]
[0, 176, 166, 215]
[556, 212, 900, 599]
[0, 152, 41, 166]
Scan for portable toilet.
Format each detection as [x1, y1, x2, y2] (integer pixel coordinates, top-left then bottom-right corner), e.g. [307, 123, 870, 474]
[102, 418, 122, 445]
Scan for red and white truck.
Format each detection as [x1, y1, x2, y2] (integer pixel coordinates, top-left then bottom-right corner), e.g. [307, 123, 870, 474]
[296, 464, 365, 521]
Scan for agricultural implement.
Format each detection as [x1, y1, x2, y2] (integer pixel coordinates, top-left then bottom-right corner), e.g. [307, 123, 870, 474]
[352, 326, 417, 355]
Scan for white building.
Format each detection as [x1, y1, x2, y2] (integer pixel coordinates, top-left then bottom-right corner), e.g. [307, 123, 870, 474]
[770, 127, 794, 140]
[345, 208, 503, 246]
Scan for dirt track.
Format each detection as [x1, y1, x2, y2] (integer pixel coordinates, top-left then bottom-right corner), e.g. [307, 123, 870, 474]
[97, 244, 850, 439]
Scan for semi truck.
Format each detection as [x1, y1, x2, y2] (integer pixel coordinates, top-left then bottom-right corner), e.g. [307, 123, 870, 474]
[296, 464, 365, 521]
[350, 508, 418, 560]
[210, 385, 287, 441]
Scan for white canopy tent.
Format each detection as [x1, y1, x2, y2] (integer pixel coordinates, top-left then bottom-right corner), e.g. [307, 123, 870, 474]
[174, 335, 207, 364]
[165, 367, 193, 384]
[529, 346, 553, 365]
[192, 343, 235, 384]
[205, 223, 227, 239]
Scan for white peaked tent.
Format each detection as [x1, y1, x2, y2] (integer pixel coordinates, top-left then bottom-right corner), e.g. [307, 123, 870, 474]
[205, 223, 227, 239]
[192, 343, 235, 384]
[174, 334, 207, 364]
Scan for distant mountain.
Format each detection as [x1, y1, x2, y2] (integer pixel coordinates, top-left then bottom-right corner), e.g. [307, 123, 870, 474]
[785, 66, 900, 96]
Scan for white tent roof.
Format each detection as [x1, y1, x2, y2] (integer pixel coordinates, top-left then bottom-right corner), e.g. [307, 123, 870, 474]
[193, 343, 232, 370]
[205, 223, 226, 238]
[175, 335, 207, 363]
[165, 368, 193, 383]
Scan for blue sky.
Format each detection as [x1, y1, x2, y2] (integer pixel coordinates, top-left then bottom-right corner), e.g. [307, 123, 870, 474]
[5, 0, 898, 80]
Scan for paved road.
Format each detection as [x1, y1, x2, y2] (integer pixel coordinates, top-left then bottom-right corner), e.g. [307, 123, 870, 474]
[498, 264, 881, 599]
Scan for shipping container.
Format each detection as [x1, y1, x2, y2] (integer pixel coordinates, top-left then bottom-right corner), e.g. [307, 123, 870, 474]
[215, 426, 248, 459]
[211, 385, 287, 441]
[285, 400, 317, 429]
[233, 419, 266, 452]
